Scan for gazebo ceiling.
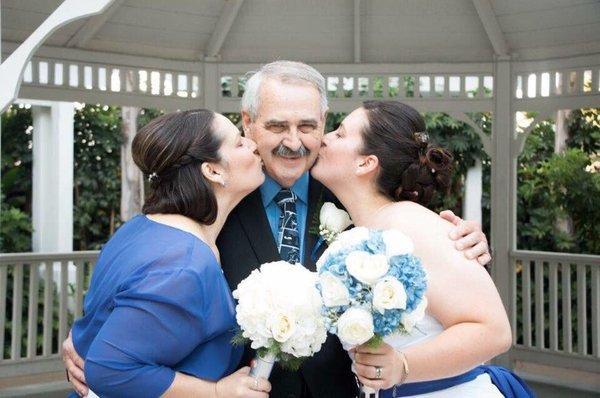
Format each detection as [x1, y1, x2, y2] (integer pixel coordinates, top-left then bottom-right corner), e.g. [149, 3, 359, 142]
[2, 0, 600, 64]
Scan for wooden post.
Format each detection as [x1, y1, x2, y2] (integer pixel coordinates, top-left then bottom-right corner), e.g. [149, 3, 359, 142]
[490, 56, 513, 367]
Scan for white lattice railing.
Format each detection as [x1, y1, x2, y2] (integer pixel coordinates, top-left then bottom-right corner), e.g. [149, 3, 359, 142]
[21, 57, 201, 100]
[510, 250, 600, 374]
[513, 67, 600, 99]
[0, 251, 98, 378]
[219, 73, 495, 100]
[216, 62, 498, 113]
[5, 44, 598, 115]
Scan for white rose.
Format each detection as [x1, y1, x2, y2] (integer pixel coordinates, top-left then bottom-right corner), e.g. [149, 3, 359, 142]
[372, 277, 407, 314]
[319, 272, 351, 307]
[345, 251, 389, 285]
[401, 297, 428, 333]
[320, 202, 353, 233]
[336, 227, 369, 247]
[382, 229, 414, 258]
[337, 307, 375, 347]
[267, 311, 296, 343]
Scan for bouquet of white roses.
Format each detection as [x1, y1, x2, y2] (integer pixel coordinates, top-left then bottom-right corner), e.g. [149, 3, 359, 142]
[232, 261, 328, 378]
[316, 227, 428, 396]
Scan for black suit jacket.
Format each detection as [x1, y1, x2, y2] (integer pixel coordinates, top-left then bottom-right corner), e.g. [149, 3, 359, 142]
[217, 177, 358, 398]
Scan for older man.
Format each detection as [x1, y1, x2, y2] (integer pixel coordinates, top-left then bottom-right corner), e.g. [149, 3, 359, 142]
[63, 61, 490, 398]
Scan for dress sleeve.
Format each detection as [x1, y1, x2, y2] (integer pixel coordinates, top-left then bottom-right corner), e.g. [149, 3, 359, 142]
[84, 266, 209, 398]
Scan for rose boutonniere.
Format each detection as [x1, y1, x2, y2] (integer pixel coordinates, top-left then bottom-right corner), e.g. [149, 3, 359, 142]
[310, 202, 353, 262]
[318, 202, 353, 244]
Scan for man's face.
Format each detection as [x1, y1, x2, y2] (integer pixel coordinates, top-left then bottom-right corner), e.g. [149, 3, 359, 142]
[242, 78, 324, 188]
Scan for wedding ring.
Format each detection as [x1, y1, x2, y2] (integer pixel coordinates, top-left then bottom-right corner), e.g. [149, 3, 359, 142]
[374, 366, 383, 379]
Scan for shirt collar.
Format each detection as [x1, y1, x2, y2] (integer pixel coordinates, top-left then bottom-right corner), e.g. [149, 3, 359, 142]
[260, 172, 309, 207]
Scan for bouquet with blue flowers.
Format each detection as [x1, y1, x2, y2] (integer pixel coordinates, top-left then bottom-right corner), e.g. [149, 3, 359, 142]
[316, 227, 428, 396]
[316, 226, 428, 349]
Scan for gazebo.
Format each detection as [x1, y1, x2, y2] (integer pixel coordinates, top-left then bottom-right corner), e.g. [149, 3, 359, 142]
[1, 0, 599, 396]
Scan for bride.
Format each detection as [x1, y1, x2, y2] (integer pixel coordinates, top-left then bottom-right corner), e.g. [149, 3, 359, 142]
[311, 100, 534, 397]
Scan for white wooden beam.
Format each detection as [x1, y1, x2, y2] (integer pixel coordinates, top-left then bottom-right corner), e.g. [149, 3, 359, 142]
[471, 0, 509, 57]
[65, 0, 125, 48]
[203, 0, 244, 60]
[354, 0, 361, 63]
[0, 0, 115, 114]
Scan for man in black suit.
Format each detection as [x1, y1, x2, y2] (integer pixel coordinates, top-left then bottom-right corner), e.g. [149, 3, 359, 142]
[217, 61, 491, 398]
[62, 61, 491, 398]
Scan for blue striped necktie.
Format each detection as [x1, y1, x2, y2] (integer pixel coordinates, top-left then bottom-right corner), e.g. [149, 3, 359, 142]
[274, 189, 300, 264]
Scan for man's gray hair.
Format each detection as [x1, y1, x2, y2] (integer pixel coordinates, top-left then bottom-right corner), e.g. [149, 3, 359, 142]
[241, 60, 328, 120]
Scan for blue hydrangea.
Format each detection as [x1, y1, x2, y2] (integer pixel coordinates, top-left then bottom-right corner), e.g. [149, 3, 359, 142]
[317, 229, 428, 338]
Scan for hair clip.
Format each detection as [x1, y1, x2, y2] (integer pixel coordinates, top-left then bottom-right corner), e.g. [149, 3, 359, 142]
[413, 131, 429, 144]
[148, 172, 158, 182]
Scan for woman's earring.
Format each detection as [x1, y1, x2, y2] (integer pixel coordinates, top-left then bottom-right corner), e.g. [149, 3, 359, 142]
[220, 181, 226, 187]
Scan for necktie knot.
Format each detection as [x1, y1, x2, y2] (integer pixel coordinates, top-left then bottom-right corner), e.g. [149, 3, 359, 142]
[275, 189, 296, 208]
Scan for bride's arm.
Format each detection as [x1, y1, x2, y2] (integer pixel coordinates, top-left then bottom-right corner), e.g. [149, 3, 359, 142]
[354, 214, 511, 389]
[403, 252, 511, 381]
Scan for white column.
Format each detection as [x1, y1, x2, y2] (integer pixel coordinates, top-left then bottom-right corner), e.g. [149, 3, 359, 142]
[463, 159, 483, 225]
[32, 102, 74, 253]
[203, 62, 219, 111]
[490, 57, 513, 367]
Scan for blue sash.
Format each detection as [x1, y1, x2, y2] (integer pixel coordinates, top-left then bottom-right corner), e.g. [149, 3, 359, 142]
[379, 365, 535, 397]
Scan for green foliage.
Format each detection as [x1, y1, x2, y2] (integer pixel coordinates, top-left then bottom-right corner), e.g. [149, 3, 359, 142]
[137, 108, 164, 130]
[1, 105, 34, 252]
[365, 334, 384, 348]
[516, 110, 600, 254]
[0, 194, 32, 252]
[233, 331, 306, 371]
[541, 149, 600, 253]
[73, 104, 123, 250]
[566, 108, 600, 153]
[326, 112, 346, 132]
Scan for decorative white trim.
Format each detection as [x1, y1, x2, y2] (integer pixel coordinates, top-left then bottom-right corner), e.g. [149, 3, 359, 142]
[0, 0, 116, 113]
[512, 110, 554, 158]
[448, 111, 492, 155]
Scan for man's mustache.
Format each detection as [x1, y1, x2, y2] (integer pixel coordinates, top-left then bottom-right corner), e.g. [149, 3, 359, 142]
[272, 143, 310, 158]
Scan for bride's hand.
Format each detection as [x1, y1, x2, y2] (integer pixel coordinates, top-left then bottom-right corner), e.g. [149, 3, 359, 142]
[215, 366, 271, 398]
[351, 343, 405, 390]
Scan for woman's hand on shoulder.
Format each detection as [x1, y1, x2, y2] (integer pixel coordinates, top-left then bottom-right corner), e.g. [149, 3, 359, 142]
[215, 367, 271, 398]
[439, 210, 491, 265]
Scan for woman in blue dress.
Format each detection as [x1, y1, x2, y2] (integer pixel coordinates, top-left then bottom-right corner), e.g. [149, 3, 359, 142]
[67, 109, 270, 397]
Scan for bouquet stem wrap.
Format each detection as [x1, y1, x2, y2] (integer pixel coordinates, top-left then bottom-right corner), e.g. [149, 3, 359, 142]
[250, 352, 277, 379]
[359, 384, 379, 398]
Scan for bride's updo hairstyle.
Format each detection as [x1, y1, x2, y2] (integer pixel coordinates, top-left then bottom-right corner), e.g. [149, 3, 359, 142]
[360, 100, 453, 206]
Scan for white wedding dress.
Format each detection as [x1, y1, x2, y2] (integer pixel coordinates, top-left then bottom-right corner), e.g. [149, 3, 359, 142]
[380, 314, 503, 397]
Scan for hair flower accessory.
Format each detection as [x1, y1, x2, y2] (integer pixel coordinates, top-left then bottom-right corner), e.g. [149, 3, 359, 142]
[148, 172, 158, 182]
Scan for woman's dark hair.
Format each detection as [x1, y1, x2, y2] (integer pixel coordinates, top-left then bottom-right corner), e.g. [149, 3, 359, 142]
[361, 100, 453, 206]
[132, 109, 222, 224]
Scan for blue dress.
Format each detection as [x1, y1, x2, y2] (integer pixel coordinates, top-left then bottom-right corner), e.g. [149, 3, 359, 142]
[70, 215, 243, 398]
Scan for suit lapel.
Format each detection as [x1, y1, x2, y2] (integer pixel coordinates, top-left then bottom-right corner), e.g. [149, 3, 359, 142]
[303, 177, 325, 271]
[236, 189, 281, 264]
